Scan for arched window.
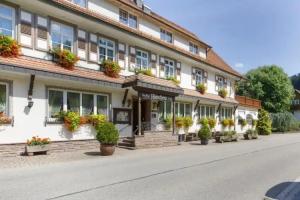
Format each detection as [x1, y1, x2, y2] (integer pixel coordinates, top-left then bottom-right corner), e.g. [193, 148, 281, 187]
[246, 114, 253, 125]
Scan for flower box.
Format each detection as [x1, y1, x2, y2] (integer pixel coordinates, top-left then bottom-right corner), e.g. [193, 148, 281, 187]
[25, 145, 50, 156]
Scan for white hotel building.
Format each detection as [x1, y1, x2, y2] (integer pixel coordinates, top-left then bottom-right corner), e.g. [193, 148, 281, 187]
[0, 0, 261, 155]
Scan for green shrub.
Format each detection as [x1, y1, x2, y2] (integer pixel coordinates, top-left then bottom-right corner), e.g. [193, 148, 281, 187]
[183, 116, 193, 129]
[64, 112, 81, 132]
[270, 112, 300, 132]
[198, 123, 211, 140]
[208, 118, 217, 129]
[52, 48, 79, 69]
[240, 119, 247, 127]
[102, 60, 121, 78]
[198, 118, 209, 126]
[221, 119, 230, 128]
[166, 76, 180, 85]
[257, 109, 272, 135]
[218, 88, 228, 98]
[96, 122, 119, 145]
[175, 117, 184, 129]
[90, 114, 107, 126]
[135, 69, 154, 77]
[196, 83, 207, 94]
[164, 115, 173, 130]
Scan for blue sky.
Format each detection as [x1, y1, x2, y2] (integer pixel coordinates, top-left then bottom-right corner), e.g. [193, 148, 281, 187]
[145, 0, 300, 76]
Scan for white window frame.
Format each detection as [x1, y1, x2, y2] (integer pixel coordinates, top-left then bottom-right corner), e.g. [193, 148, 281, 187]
[198, 105, 215, 119]
[0, 4, 15, 38]
[189, 42, 198, 54]
[71, 0, 87, 7]
[164, 58, 175, 78]
[195, 69, 204, 85]
[50, 21, 74, 52]
[136, 49, 149, 70]
[158, 101, 172, 121]
[220, 107, 233, 120]
[216, 75, 225, 91]
[160, 29, 173, 43]
[119, 9, 137, 29]
[175, 102, 192, 117]
[47, 88, 109, 119]
[0, 82, 9, 115]
[99, 37, 115, 63]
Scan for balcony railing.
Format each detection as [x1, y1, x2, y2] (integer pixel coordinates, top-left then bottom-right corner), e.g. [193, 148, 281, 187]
[235, 95, 261, 109]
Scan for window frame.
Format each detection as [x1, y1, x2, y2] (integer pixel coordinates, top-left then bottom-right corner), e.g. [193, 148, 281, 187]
[136, 49, 149, 70]
[216, 75, 226, 91]
[198, 105, 215, 119]
[164, 58, 175, 78]
[119, 9, 137, 29]
[98, 37, 115, 63]
[160, 29, 173, 43]
[158, 101, 172, 122]
[0, 3, 15, 38]
[195, 68, 204, 85]
[0, 82, 9, 115]
[47, 88, 110, 119]
[175, 102, 192, 117]
[220, 107, 233, 120]
[189, 42, 199, 54]
[50, 21, 74, 52]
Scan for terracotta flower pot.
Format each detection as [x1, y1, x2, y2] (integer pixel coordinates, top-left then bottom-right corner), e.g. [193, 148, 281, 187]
[100, 144, 116, 156]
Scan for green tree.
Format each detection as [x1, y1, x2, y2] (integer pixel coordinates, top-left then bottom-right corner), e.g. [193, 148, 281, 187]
[237, 65, 294, 113]
[256, 109, 272, 135]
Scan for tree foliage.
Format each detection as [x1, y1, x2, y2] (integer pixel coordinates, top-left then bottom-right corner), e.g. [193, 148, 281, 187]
[237, 65, 294, 113]
[256, 109, 272, 135]
[290, 73, 300, 90]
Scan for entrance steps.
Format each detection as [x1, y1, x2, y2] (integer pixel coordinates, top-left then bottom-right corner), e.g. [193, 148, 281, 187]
[118, 137, 136, 150]
[135, 131, 178, 149]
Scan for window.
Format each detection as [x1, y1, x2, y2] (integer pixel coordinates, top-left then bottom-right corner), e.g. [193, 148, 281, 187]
[160, 29, 172, 43]
[158, 101, 172, 121]
[216, 75, 226, 91]
[198, 105, 215, 119]
[246, 114, 253, 125]
[50, 21, 74, 51]
[0, 83, 8, 115]
[220, 107, 233, 120]
[175, 102, 192, 117]
[72, 0, 87, 7]
[99, 37, 115, 62]
[48, 89, 109, 118]
[0, 4, 15, 37]
[165, 58, 175, 78]
[136, 49, 149, 70]
[119, 9, 137, 29]
[48, 90, 63, 118]
[195, 69, 204, 85]
[189, 42, 198, 54]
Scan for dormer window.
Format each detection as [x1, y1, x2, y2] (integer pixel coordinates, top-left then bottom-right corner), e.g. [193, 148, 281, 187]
[189, 42, 199, 54]
[71, 0, 87, 7]
[160, 29, 172, 43]
[119, 9, 137, 29]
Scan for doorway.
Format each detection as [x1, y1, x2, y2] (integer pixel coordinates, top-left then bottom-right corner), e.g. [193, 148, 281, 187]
[132, 99, 151, 135]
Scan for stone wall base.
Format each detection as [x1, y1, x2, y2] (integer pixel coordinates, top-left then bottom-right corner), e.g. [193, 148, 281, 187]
[0, 140, 100, 157]
[135, 131, 178, 149]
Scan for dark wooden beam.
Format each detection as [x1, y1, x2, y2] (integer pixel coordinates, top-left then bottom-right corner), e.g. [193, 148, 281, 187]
[28, 74, 35, 99]
[122, 89, 129, 107]
[217, 103, 222, 113]
[194, 100, 200, 112]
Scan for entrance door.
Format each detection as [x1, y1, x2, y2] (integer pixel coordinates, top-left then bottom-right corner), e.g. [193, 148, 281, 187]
[132, 99, 151, 135]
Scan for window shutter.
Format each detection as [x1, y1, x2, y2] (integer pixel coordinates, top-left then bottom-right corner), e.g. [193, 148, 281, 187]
[77, 29, 87, 60]
[118, 43, 126, 60]
[176, 61, 181, 82]
[129, 46, 136, 71]
[35, 15, 48, 51]
[20, 10, 33, 48]
[191, 67, 196, 86]
[88, 33, 98, 63]
[150, 53, 157, 76]
[159, 56, 165, 78]
[215, 75, 219, 91]
[203, 71, 208, 84]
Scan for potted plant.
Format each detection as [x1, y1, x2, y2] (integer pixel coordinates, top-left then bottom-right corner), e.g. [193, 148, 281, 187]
[228, 119, 235, 130]
[52, 48, 79, 70]
[221, 119, 229, 129]
[166, 76, 180, 85]
[218, 88, 228, 98]
[208, 118, 217, 130]
[216, 130, 238, 143]
[135, 69, 154, 77]
[164, 115, 173, 130]
[64, 112, 81, 132]
[102, 60, 121, 78]
[90, 114, 107, 126]
[175, 117, 184, 142]
[240, 118, 247, 130]
[0, 113, 12, 125]
[196, 83, 207, 94]
[0, 35, 20, 57]
[96, 122, 119, 156]
[198, 122, 211, 145]
[183, 116, 193, 141]
[244, 129, 258, 140]
[26, 136, 51, 156]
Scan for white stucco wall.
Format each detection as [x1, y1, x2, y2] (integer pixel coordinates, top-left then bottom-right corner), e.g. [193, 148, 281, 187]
[88, 0, 119, 22]
[0, 72, 132, 144]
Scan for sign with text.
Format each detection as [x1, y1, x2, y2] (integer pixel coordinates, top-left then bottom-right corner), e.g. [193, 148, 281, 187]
[140, 93, 173, 101]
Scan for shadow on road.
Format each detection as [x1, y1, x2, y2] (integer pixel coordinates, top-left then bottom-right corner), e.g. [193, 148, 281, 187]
[84, 152, 101, 156]
[265, 182, 300, 200]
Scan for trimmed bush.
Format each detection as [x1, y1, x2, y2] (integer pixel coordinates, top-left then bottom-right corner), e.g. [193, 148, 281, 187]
[270, 112, 300, 132]
[257, 109, 272, 135]
[96, 122, 119, 145]
[199, 118, 209, 126]
[198, 123, 211, 140]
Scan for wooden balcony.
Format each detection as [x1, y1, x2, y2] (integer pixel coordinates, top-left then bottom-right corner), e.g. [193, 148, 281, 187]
[235, 95, 261, 109]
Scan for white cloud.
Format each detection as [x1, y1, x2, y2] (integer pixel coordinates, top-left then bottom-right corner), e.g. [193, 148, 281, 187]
[235, 63, 244, 68]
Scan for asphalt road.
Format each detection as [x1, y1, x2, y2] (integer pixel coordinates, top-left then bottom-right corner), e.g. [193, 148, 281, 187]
[1, 134, 300, 200]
